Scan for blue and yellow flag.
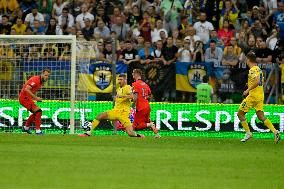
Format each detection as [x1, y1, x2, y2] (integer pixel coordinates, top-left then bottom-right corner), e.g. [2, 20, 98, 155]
[77, 61, 127, 93]
[176, 62, 211, 92]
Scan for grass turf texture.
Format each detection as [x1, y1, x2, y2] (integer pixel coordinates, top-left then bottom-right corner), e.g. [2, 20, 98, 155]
[0, 133, 283, 189]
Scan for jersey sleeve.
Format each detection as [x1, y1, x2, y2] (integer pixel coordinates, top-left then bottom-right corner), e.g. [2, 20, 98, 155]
[125, 85, 132, 95]
[249, 68, 258, 79]
[132, 82, 138, 94]
[27, 77, 39, 89]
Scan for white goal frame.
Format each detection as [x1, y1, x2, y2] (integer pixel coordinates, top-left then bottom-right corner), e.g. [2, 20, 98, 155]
[0, 35, 77, 134]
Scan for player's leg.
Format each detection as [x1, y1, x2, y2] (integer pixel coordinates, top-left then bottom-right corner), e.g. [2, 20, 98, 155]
[125, 124, 144, 138]
[32, 108, 43, 135]
[256, 110, 281, 143]
[145, 107, 160, 138]
[120, 112, 144, 138]
[237, 98, 252, 142]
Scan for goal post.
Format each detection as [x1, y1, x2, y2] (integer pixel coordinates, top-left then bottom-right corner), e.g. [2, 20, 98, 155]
[0, 35, 76, 134]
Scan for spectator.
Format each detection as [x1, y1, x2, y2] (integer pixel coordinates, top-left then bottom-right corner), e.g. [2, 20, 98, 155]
[127, 5, 142, 29]
[152, 40, 163, 62]
[255, 41, 273, 64]
[75, 4, 94, 30]
[41, 43, 59, 59]
[218, 19, 234, 46]
[31, 20, 45, 34]
[10, 9, 24, 24]
[139, 40, 154, 64]
[160, 0, 183, 34]
[133, 0, 151, 13]
[110, 6, 125, 26]
[192, 40, 205, 62]
[222, 43, 239, 66]
[94, 6, 110, 27]
[118, 40, 140, 84]
[205, 29, 224, 50]
[10, 28, 16, 35]
[94, 19, 110, 40]
[273, 1, 284, 40]
[52, 0, 69, 20]
[24, 7, 45, 28]
[0, 0, 19, 15]
[123, 0, 134, 14]
[81, 18, 94, 41]
[101, 42, 114, 63]
[0, 15, 12, 34]
[196, 75, 213, 103]
[139, 11, 152, 42]
[248, 19, 268, 38]
[224, 37, 242, 56]
[161, 36, 178, 101]
[178, 16, 190, 38]
[266, 28, 279, 50]
[262, 0, 278, 15]
[219, 0, 239, 29]
[111, 15, 130, 41]
[172, 29, 180, 46]
[177, 39, 191, 62]
[205, 39, 224, 80]
[28, 45, 41, 61]
[68, 26, 77, 35]
[45, 18, 62, 35]
[58, 8, 74, 35]
[159, 30, 168, 44]
[147, 5, 159, 26]
[151, 19, 168, 43]
[38, 0, 53, 26]
[193, 12, 214, 44]
[59, 44, 71, 61]
[184, 26, 201, 52]
[237, 29, 249, 51]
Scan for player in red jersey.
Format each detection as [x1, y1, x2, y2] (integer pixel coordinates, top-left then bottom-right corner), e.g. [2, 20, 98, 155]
[19, 69, 50, 135]
[132, 69, 161, 138]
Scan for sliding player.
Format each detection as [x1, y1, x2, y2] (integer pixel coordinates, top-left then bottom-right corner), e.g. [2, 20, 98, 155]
[132, 69, 161, 138]
[79, 74, 144, 138]
[237, 52, 280, 143]
[19, 69, 51, 135]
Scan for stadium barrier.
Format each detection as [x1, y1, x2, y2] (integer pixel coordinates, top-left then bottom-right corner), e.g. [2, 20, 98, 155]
[0, 99, 283, 133]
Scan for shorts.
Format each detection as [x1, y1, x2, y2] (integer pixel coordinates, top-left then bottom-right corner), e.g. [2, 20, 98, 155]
[107, 109, 132, 127]
[239, 95, 264, 113]
[133, 106, 151, 130]
[19, 97, 39, 112]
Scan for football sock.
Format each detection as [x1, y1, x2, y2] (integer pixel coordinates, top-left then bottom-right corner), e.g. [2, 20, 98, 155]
[34, 110, 42, 131]
[151, 126, 158, 134]
[263, 119, 276, 132]
[91, 119, 100, 130]
[25, 114, 35, 128]
[241, 120, 250, 133]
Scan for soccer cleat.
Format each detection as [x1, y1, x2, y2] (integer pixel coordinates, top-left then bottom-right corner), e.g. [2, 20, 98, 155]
[274, 131, 281, 144]
[78, 133, 90, 137]
[155, 133, 161, 139]
[35, 131, 44, 135]
[138, 134, 145, 138]
[22, 127, 32, 134]
[241, 132, 252, 142]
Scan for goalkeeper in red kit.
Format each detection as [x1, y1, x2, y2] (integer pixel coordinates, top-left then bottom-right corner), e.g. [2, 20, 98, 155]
[132, 69, 161, 138]
[19, 69, 51, 135]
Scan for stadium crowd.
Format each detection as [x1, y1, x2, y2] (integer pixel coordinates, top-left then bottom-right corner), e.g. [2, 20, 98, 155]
[0, 0, 284, 103]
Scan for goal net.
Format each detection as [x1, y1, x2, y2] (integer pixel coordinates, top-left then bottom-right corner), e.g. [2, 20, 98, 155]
[0, 35, 77, 134]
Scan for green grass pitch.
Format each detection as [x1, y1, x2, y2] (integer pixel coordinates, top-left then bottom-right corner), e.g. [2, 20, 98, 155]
[0, 133, 283, 189]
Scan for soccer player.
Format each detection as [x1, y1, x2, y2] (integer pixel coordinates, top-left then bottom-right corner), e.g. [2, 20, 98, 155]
[19, 69, 51, 135]
[237, 52, 281, 143]
[79, 74, 144, 138]
[132, 69, 161, 138]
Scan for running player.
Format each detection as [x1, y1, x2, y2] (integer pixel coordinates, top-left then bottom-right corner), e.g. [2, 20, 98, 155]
[79, 74, 144, 138]
[237, 52, 281, 143]
[19, 69, 51, 135]
[132, 69, 161, 138]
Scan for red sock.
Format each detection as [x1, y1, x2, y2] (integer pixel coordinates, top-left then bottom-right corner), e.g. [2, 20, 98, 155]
[25, 114, 35, 127]
[35, 111, 42, 130]
[151, 126, 158, 134]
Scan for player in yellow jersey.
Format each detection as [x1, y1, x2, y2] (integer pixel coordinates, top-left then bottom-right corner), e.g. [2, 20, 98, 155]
[79, 74, 145, 138]
[237, 52, 281, 143]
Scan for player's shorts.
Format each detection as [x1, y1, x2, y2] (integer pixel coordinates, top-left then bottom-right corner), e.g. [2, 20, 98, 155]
[133, 106, 151, 130]
[106, 109, 132, 127]
[19, 97, 39, 113]
[239, 95, 264, 113]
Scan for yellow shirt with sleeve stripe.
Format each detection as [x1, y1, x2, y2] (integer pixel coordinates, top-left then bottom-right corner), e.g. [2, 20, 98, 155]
[248, 66, 264, 100]
[114, 85, 132, 112]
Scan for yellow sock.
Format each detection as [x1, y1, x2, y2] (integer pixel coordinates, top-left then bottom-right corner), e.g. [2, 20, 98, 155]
[264, 119, 276, 132]
[91, 119, 100, 130]
[241, 120, 250, 132]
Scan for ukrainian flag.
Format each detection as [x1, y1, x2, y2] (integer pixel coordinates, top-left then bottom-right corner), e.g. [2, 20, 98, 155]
[176, 62, 211, 92]
[77, 61, 127, 93]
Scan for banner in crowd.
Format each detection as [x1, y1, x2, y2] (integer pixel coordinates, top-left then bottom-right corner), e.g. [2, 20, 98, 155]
[176, 62, 212, 92]
[77, 61, 127, 93]
[0, 100, 283, 132]
[22, 60, 71, 88]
